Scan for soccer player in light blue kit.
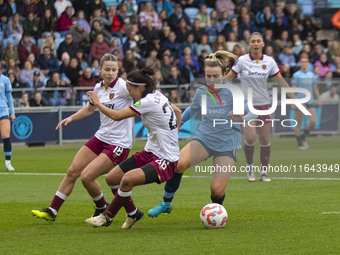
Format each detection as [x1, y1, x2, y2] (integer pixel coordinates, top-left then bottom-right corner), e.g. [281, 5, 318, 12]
[291, 56, 322, 149]
[148, 51, 256, 217]
[0, 71, 16, 171]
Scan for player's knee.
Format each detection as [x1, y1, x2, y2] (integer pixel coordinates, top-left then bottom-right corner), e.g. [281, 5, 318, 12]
[211, 188, 225, 199]
[66, 166, 81, 181]
[120, 175, 134, 189]
[80, 171, 92, 185]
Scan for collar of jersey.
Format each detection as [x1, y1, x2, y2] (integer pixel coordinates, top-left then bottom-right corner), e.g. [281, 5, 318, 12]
[249, 53, 263, 61]
[100, 76, 119, 88]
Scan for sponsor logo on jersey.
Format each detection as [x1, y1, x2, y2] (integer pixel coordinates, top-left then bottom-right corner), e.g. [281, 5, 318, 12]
[133, 101, 141, 108]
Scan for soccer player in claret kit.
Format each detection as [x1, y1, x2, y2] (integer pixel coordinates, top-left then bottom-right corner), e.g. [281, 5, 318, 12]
[292, 56, 322, 150]
[148, 51, 256, 218]
[226, 32, 296, 182]
[32, 54, 133, 222]
[85, 67, 181, 229]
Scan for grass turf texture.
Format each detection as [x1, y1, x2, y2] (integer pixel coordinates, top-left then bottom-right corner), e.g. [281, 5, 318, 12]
[0, 136, 339, 254]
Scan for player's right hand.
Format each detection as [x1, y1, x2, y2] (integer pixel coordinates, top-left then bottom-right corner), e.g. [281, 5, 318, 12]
[55, 118, 72, 130]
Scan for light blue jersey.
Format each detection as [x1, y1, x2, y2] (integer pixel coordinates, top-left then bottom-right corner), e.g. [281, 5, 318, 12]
[291, 70, 317, 105]
[189, 86, 241, 152]
[0, 74, 15, 118]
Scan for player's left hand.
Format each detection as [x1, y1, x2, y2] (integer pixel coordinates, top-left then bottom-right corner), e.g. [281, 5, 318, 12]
[10, 114, 15, 122]
[228, 111, 244, 122]
[87, 91, 99, 106]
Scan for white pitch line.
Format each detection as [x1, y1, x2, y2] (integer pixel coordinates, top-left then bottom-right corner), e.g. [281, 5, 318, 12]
[0, 172, 339, 180]
[320, 212, 340, 214]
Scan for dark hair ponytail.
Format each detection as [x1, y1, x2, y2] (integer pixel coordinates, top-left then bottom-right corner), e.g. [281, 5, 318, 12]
[127, 67, 156, 98]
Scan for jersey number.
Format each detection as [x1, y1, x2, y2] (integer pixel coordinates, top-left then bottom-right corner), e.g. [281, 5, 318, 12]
[162, 102, 178, 131]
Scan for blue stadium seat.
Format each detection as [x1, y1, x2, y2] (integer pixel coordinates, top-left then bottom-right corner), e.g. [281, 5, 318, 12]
[102, 0, 120, 10]
[55, 37, 65, 50]
[328, 0, 340, 8]
[207, 7, 214, 16]
[184, 7, 199, 25]
[298, 0, 314, 16]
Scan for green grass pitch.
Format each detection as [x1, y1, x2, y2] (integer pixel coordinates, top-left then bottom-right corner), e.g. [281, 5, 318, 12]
[0, 136, 339, 254]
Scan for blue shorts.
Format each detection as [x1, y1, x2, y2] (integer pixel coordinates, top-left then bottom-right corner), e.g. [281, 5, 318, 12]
[0, 115, 9, 121]
[193, 138, 237, 161]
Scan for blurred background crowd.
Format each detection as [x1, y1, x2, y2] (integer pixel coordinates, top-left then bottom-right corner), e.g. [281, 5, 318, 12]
[0, 0, 339, 107]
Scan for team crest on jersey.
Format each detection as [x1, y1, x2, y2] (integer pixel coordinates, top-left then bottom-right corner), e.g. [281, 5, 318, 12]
[109, 93, 114, 100]
[262, 65, 267, 70]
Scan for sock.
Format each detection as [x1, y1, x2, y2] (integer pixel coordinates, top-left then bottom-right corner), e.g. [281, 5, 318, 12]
[105, 188, 136, 219]
[163, 173, 183, 203]
[302, 129, 310, 140]
[211, 194, 225, 205]
[296, 135, 303, 146]
[244, 141, 255, 165]
[109, 185, 119, 196]
[92, 192, 107, 209]
[260, 144, 271, 175]
[50, 191, 68, 213]
[246, 163, 253, 173]
[3, 138, 12, 161]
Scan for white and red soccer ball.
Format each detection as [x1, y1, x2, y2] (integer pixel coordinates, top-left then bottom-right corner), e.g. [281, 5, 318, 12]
[200, 203, 228, 229]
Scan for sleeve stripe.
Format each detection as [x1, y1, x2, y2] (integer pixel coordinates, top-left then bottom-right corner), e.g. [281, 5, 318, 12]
[129, 106, 141, 116]
[231, 69, 238, 74]
[272, 70, 280, 76]
[89, 102, 94, 105]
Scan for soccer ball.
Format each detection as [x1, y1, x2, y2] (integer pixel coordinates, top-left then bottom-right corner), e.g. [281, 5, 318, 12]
[200, 203, 228, 229]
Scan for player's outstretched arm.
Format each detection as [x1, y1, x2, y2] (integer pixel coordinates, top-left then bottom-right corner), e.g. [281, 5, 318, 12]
[87, 91, 135, 121]
[55, 104, 96, 130]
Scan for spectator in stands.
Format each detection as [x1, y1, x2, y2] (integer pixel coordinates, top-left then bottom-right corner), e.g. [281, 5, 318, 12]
[164, 65, 184, 87]
[123, 48, 144, 73]
[195, 4, 210, 29]
[239, 29, 250, 53]
[285, 3, 300, 25]
[37, 0, 56, 17]
[60, 52, 70, 74]
[179, 45, 199, 73]
[222, 16, 242, 41]
[75, 49, 89, 71]
[0, 0, 13, 32]
[6, 58, 21, 78]
[145, 49, 161, 72]
[153, 0, 173, 18]
[8, 71, 25, 99]
[30, 91, 48, 107]
[264, 45, 278, 62]
[167, 3, 190, 31]
[302, 43, 313, 61]
[216, 0, 235, 16]
[191, 18, 206, 43]
[273, 17, 286, 40]
[23, 11, 39, 38]
[169, 89, 181, 104]
[196, 34, 212, 56]
[232, 44, 246, 57]
[141, 18, 158, 44]
[314, 54, 333, 78]
[78, 67, 96, 88]
[301, 18, 319, 42]
[333, 63, 340, 78]
[57, 33, 78, 60]
[139, 1, 162, 30]
[280, 63, 291, 78]
[240, 13, 258, 34]
[291, 33, 303, 56]
[90, 59, 100, 80]
[174, 18, 191, 43]
[181, 33, 197, 58]
[163, 30, 182, 64]
[328, 40, 340, 59]
[158, 9, 168, 27]
[320, 85, 339, 103]
[35, 46, 60, 77]
[289, 18, 302, 39]
[179, 54, 197, 84]
[72, 24, 91, 54]
[263, 29, 280, 55]
[91, 8, 110, 28]
[278, 46, 296, 69]
[46, 72, 67, 106]
[205, 9, 219, 38]
[54, 0, 74, 18]
[3, 43, 19, 65]
[19, 60, 45, 88]
[274, 2, 288, 27]
[226, 32, 238, 52]
[39, 8, 57, 38]
[6, 12, 23, 44]
[40, 35, 57, 56]
[110, 6, 127, 40]
[65, 57, 82, 86]
[90, 33, 110, 61]
[75, 10, 91, 33]
[160, 54, 172, 81]
[21, 0, 39, 17]
[123, 29, 138, 53]
[19, 92, 30, 107]
[57, 6, 74, 37]
[275, 30, 289, 50]
[255, 5, 275, 33]
[213, 34, 227, 52]
[312, 44, 324, 63]
[90, 19, 112, 45]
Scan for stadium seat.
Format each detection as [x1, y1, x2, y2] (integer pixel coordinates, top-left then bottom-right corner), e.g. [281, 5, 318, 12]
[184, 7, 199, 25]
[298, 0, 314, 16]
[207, 7, 214, 16]
[55, 37, 65, 50]
[328, 0, 340, 8]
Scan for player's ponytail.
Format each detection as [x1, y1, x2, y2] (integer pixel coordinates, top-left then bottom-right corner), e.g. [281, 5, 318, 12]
[126, 66, 156, 98]
[204, 50, 237, 74]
